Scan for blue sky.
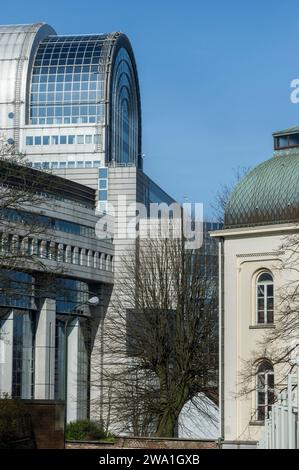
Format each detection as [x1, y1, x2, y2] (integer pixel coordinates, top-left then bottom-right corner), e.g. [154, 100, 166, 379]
[2, 0, 299, 218]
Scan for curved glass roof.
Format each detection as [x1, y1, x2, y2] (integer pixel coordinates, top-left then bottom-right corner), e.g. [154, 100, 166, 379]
[225, 153, 299, 228]
[29, 34, 116, 125]
[110, 47, 139, 165]
[28, 30, 142, 167]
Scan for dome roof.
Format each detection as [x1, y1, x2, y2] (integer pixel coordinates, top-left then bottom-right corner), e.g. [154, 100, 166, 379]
[224, 153, 299, 228]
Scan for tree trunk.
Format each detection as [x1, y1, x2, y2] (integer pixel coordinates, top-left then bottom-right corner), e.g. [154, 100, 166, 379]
[155, 380, 190, 437]
[155, 410, 177, 437]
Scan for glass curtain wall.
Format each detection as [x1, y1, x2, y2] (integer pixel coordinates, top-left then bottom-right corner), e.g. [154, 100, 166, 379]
[12, 311, 35, 399]
[110, 48, 139, 165]
[29, 35, 108, 125]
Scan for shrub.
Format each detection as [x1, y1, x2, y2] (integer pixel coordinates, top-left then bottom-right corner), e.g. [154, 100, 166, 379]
[65, 420, 112, 441]
[0, 396, 32, 448]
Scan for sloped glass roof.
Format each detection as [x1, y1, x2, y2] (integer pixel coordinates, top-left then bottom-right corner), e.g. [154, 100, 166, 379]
[225, 153, 299, 228]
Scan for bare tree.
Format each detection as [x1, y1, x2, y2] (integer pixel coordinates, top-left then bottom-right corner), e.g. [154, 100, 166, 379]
[239, 233, 299, 399]
[0, 141, 64, 304]
[212, 166, 251, 223]
[92, 234, 218, 437]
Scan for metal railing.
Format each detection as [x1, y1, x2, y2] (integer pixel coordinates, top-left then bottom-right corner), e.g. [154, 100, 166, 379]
[258, 358, 299, 449]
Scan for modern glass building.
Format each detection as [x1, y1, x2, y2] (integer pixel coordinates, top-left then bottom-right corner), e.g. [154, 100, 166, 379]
[0, 161, 114, 421]
[0, 23, 220, 432]
[0, 23, 175, 426]
[0, 24, 142, 214]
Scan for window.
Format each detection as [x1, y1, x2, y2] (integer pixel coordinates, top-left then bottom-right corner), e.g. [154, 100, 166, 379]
[54, 320, 66, 400]
[275, 133, 299, 149]
[99, 190, 107, 201]
[256, 272, 274, 324]
[94, 134, 101, 145]
[288, 133, 299, 147]
[12, 312, 35, 399]
[24, 134, 101, 147]
[51, 135, 59, 145]
[256, 361, 274, 421]
[99, 168, 108, 179]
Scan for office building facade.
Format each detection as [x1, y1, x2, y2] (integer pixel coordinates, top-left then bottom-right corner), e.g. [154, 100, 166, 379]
[0, 24, 221, 433]
[0, 162, 113, 422]
[0, 23, 176, 425]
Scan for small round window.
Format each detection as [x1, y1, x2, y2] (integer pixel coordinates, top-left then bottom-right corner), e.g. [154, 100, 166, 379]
[8, 112, 14, 119]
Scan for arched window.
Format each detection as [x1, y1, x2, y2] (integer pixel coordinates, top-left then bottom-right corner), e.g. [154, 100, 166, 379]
[256, 361, 274, 420]
[256, 272, 274, 324]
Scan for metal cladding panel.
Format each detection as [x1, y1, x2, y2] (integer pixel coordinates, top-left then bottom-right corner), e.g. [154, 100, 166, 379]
[225, 152, 299, 228]
[0, 23, 55, 148]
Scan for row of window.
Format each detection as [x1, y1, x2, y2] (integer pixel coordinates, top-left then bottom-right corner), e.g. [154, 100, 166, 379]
[32, 66, 102, 77]
[31, 91, 102, 102]
[255, 274, 275, 421]
[0, 233, 113, 271]
[26, 134, 101, 146]
[32, 74, 101, 84]
[274, 133, 299, 150]
[31, 160, 101, 170]
[99, 167, 108, 203]
[30, 116, 103, 125]
[30, 104, 104, 125]
[2, 208, 95, 238]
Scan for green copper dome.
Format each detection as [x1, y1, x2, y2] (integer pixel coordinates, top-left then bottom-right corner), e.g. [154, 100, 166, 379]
[225, 153, 299, 228]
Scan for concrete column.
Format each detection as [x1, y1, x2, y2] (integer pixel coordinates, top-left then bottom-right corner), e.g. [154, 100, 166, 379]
[21, 236, 28, 255]
[66, 318, 88, 422]
[57, 243, 64, 262]
[87, 250, 93, 267]
[73, 246, 79, 265]
[21, 311, 34, 398]
[111, 255, 114, 272]
[40, 239, 47, 258]
[93, 251, 99, 269]
[49, 241, 56, 260]
[12, 234, 19, 253]
[34, 298, 56, 399]
[31, 238, 38, 256]
[80, 248, 86, 266]
[0, 311, 13, 396]
[100, 253, 106, 270]
[65, 245, 72, 263]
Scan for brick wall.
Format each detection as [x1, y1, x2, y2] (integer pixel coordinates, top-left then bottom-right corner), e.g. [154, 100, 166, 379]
[23, 400, 65, 449]
[66, 436, 218, 449]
